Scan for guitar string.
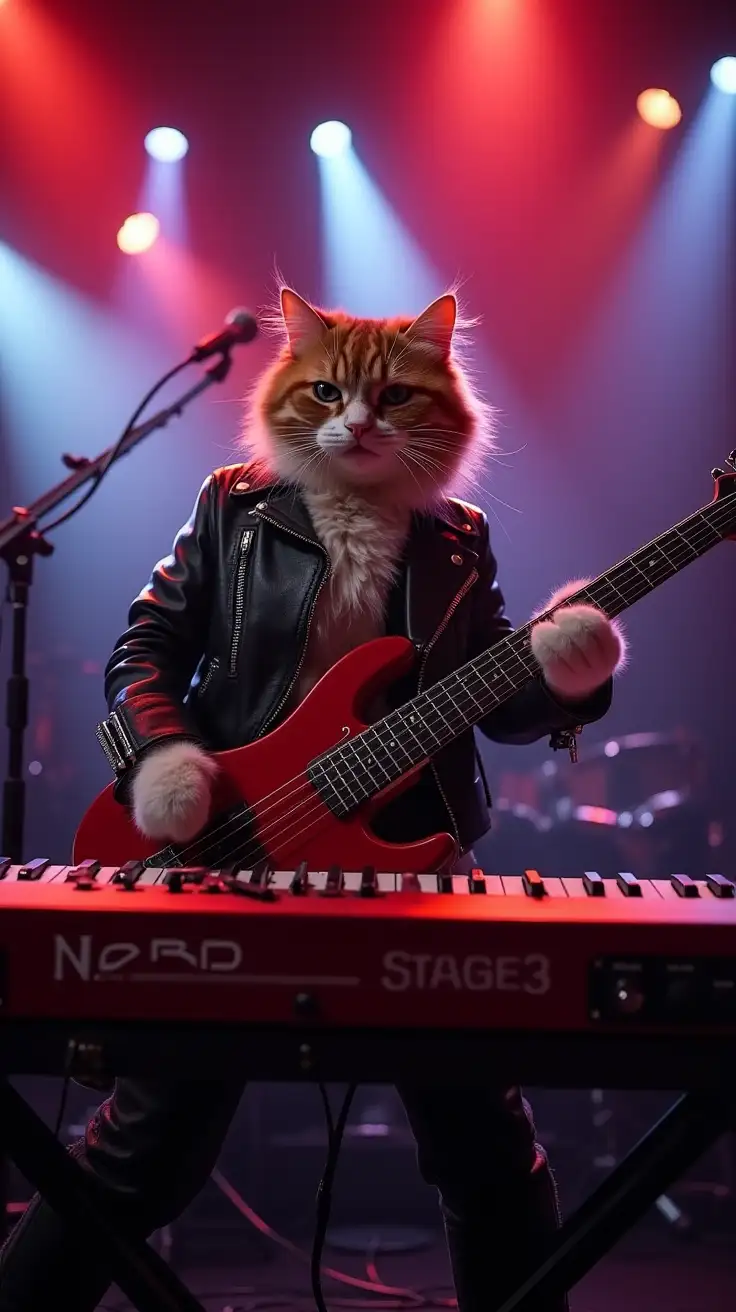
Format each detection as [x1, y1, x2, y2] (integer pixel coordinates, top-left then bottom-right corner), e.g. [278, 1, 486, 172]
[166, 499, 736, 870]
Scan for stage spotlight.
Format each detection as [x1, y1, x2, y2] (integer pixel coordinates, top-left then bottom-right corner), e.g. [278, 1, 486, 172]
[636, 89, 682, 130]
[117, 212, 160, 255]
[710, 57, 736, 95]
[144, 127, 189, 162]
[310, 120, 352, 158]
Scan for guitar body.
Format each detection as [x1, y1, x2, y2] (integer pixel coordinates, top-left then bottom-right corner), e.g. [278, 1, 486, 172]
[74, 636, 457, 873]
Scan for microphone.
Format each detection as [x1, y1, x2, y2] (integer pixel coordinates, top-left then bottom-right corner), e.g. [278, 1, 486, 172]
[189, 308, 258, 362]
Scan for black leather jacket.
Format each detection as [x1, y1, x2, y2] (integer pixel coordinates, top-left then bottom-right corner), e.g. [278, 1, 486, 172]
[98, 463, 612, 853]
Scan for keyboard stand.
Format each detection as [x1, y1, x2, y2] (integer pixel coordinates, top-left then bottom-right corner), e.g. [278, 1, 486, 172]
[0, 1077, 204, 1312]
[0, 1075, 733, 1312]
[497, 1090, 735, 1311]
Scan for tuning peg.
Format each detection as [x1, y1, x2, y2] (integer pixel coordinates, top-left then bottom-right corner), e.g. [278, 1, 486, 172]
[712, 467, 725, 479]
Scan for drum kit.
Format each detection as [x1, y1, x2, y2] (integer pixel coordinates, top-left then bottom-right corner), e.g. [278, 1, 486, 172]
[484, 729, 729, 879]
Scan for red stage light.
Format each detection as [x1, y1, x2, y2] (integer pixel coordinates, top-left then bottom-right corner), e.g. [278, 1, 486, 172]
[117, 212, 159, 254]
[636, 89, 682, 130]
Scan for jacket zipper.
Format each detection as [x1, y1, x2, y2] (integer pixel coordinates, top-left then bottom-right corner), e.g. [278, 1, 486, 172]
[229, 530, 255, 677]
[254, 508, 330, 736]
[199, 655, 220, 697]
[417, 568, 479, 855]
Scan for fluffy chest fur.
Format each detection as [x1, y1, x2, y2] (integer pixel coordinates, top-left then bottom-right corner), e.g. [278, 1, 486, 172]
[286, 491, 410, 708]
[304, 490, 410, 621]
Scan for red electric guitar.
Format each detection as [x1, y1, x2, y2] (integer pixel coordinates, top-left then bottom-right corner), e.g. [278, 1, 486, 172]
[74, 462, 736, 872]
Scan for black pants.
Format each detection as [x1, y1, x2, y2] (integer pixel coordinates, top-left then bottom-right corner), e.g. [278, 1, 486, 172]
[0, 1079, 567, 1312]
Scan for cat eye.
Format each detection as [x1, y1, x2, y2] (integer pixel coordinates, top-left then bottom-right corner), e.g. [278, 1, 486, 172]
[312, 381, 342, 403]
[380, 384, 413, 406]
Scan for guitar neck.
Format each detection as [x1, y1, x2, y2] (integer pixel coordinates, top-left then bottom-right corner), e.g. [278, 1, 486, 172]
[311, 493, 736, 811]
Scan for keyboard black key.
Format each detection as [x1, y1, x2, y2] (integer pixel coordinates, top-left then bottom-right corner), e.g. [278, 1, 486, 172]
[468, 869, 487, 895]
[323, 865, 344, 896]
[290, 862, 309, 895]
[359, 866, 379, 897]
[437, 872, 454, 893]
[583, 871, 606, 897]
[17, 858, 50, 881]
[522, 869, 546, 899]
[113, 860, 145, 888]
[670, 873, 700, 899]
[66, 859, 101, 881]
[616, 871, 642, 897]
[249, 860, 273, 888]
[704, 872, 736, 899]
[178, 867, 208, 884]
[0, 858, 11, 879]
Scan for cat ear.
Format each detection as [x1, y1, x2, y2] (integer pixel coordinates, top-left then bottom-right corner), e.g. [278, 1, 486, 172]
[280, 288, 328, 356]
[406, 293, 457, 356]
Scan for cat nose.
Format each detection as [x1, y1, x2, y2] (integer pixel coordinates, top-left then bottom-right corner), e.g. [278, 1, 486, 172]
[345, 420, 373, 440]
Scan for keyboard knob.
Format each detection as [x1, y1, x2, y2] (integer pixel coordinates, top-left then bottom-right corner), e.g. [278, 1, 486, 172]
[613, 975, 645, 1015]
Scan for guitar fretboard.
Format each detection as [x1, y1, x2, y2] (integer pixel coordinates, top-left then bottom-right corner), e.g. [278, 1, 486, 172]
[309, 492, 736, 817]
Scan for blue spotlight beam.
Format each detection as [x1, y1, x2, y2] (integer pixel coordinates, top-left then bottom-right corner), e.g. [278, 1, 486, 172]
[315, 147, 445, 316]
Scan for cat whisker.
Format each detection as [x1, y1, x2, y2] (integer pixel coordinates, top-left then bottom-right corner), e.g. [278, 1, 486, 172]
[396, 450, 442, 497]
[408, 431, 516, 470]
[410, 425, 528, 461]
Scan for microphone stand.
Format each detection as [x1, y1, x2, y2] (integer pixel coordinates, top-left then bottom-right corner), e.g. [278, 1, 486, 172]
[0, 351, 232, 863]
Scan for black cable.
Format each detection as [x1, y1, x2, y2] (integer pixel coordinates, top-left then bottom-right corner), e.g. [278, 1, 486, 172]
[39, 359, 191, 534]
[317, 1082, 336, 1150]
[311, 1085, 357, 1312]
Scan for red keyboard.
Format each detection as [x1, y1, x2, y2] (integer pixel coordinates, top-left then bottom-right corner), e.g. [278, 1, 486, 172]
[1, 859, 735, 1041]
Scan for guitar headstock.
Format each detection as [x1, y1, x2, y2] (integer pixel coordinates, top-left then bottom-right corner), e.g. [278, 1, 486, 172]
[712, 452, 736, 540]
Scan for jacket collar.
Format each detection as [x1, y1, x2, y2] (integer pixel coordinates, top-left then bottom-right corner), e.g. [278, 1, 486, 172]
[403, 506, 479, 649]
[231, 469, 480, 647]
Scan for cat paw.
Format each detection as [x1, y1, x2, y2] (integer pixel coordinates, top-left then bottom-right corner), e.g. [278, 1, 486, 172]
[131, 741, 218, 842]
[531, 579, 626, 699]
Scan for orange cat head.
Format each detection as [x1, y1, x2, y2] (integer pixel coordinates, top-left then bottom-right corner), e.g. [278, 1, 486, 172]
[246, 289, 492, 507]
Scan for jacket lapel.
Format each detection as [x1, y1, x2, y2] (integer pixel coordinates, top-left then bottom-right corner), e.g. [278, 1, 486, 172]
[404, 505, 479, 649]
[251, 486, 321, 546]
